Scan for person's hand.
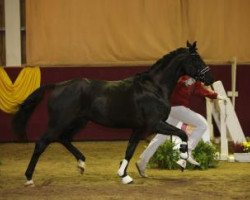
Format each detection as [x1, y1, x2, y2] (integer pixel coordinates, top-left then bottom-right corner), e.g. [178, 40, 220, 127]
[217, 95, 228, 101]
[184, 78, 195, 86]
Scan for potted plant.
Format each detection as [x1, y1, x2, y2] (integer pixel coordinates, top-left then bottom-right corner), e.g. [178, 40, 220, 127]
[233, 141, 250, 162]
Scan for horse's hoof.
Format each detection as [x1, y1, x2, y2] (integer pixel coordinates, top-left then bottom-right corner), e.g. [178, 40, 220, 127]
[24, 180, 35, 187]
[121, 175, 133, 184]
[77, 160, 86, 174]
[176, 159, 187, 171]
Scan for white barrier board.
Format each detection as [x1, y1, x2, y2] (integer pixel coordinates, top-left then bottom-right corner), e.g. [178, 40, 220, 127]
[212, 81, 246, 143]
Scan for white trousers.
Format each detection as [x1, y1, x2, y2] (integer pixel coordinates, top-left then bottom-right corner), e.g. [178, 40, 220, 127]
[139, 106, 210, 163]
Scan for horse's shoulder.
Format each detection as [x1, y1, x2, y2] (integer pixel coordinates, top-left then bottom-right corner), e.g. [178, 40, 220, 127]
[133, 76, 165, 96]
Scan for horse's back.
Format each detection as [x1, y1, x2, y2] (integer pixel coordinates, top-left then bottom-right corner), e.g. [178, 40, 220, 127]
[47, 79, 93, 116]
[86, 78, 143, 128]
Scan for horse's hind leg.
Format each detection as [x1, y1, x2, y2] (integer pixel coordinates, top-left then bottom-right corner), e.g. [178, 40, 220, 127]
[118, 129, 141, 184]
[58, 118, 88, 174]
[60, 140, 86, 174]
[24, 133, 53, 187]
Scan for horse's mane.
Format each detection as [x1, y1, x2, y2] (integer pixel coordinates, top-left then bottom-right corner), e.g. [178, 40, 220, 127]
[150, 47, 188, 72]
[134, 47, 188, 81]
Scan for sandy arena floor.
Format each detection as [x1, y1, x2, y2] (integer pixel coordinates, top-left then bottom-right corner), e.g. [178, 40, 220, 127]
[0, 141, 250, 200]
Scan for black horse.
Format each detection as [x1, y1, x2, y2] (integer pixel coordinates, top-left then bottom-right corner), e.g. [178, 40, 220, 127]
[12, 41, 214, 185]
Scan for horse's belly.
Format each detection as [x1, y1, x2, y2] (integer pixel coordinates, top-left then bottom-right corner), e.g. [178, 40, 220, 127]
[89, 112, 140, 129]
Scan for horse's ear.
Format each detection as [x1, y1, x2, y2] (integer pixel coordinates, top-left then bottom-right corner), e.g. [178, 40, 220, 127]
[192, 41, 197, 49]
[186, 40, 192, 48]
[187, 41, 198, 53]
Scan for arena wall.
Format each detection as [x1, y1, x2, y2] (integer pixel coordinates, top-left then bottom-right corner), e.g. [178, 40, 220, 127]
[0, 65, 249, 142]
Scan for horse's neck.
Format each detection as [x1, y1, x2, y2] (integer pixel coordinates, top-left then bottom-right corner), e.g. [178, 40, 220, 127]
[150, 63, 183, 97]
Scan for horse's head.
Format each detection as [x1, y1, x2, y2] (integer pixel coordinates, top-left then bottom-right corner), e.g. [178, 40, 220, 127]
[181, 41, 214, 86]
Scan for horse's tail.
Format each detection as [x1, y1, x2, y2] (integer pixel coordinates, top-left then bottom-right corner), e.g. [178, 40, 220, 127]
[12, 84, 55, 141]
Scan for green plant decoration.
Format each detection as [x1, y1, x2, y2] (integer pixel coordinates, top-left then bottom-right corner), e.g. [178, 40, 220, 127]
[149, 140, 219, 170]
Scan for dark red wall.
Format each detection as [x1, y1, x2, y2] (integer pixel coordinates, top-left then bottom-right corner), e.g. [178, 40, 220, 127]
[0, 65, 249, 142]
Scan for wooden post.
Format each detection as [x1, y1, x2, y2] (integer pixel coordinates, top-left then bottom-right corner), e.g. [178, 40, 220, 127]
[4, 0, 21, 66]
[219, 100, 228, 160]
[227, 57, 238, 108]
[206, 97, 214, 140]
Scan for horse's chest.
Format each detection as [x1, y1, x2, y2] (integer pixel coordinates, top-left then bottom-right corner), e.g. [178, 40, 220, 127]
[155, 100, 170, 116]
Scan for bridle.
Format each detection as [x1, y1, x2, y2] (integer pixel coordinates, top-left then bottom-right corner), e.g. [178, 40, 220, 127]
[189, 52, 211, 82]
[195, 66, 210, 82]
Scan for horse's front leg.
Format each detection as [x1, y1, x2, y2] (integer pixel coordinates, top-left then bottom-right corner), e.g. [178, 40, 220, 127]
[118, 130, 141, 184]
[155, 121, 189, 170]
